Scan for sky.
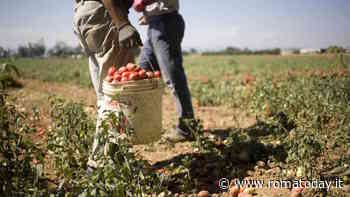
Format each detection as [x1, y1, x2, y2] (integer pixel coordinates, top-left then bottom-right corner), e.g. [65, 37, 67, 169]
[0, 0, 349, 51]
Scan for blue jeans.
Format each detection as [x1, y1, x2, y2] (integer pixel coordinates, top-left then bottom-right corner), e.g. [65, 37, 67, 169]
[139, 13, 194, 133]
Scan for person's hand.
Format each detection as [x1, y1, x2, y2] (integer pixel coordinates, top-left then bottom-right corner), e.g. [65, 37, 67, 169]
[138, 16, 148, 25]
[118, 23, 143, 48]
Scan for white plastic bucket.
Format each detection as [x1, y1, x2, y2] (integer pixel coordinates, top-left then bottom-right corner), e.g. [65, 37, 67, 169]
[102, 78, 164, 144]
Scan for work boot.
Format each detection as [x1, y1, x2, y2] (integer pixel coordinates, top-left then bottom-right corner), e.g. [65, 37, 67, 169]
[163, 118, 197, 143]
[163, 129, 193, 143]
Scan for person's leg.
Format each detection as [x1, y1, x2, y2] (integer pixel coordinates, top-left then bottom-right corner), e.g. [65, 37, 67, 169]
[139, 29, 159, 71]
[88, 45, 135, 167]
[87, 54, 105, 168]
[74, 12, 106, 167]
[74, 0, 135, 170]
[149, 15, 194, 136]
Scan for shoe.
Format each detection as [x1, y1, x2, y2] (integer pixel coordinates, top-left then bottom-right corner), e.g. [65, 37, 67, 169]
[163, 118, 198, 143]
[163, 129, 194, 143]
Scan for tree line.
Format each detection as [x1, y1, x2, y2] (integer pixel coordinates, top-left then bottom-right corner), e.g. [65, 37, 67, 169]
[200, 47, 281, 56]
[184, 46, 349, 56]
[0, 40, 83, 58]
[0, 41, 348, 58]
[0, 40, 143, 58]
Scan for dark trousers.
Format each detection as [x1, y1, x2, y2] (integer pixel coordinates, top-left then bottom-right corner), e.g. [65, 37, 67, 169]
[139, 13, 194, 128]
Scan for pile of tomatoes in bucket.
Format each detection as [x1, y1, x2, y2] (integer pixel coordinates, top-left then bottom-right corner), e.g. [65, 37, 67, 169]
[105, 63, 161, 84]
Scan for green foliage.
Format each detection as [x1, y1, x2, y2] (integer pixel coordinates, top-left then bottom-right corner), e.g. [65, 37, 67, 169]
[252, 74, 350, 177]
[185, 54, 344, 107]
[81, 139, 166, 196]
[1, 54, 343, 91]
[327, 45, 346, 54]
[0, 57, 91, 87]
[2, 55, 350, 195]
[191, 80, 236, 106]
[0, 93, 45, 196]
[335, 53, 350, 68]
[0, 63, 21, 89]
[47, 97, 95, 186]
[47, 97, 167, 196]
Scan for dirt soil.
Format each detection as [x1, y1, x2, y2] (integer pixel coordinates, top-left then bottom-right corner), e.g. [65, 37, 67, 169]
[8, 79, 312, 197]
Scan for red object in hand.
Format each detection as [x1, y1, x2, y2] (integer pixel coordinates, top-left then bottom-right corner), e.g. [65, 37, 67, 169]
[133, 0, 153, 12]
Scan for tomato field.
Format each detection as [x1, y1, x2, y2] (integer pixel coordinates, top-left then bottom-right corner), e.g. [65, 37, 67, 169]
[1, 54, 350, 196]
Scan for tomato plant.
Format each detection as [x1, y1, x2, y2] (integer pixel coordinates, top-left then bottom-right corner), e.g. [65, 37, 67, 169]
[0, 93, 46, 196]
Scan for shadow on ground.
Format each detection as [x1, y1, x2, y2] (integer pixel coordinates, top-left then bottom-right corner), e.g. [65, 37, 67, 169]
[151, 120, 289, 194]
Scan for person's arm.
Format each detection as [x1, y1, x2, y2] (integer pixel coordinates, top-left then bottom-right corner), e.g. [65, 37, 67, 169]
[102, 0, 129, 28]
[102, 0, 143, 48]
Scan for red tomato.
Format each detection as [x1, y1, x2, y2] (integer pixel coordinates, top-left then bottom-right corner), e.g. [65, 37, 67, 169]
[138, 70, 146, 79]
[121, 77, 128, 82]
[113, 73, 122, 81]
[154, 71, 161, 78]
[122, 71, 131, 78]
[135, 66, 141, 72]
[126, 63, 137, 71]
[118, 66, 127, 74]
[113, 72, 121, 78]
[108, 66, 116, 76]
[111, 79, 119, 85]
[105, 75, 113, 83]
[146, 71, 154, 78]
[129, 72, 139, 81]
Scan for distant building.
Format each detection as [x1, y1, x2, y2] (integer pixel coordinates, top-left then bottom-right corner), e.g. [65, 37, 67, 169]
[346, 47, 350, 53]
[71, 54, 84, 59]
[280, 49, 299, 56]
[300, 48, 321, 54]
